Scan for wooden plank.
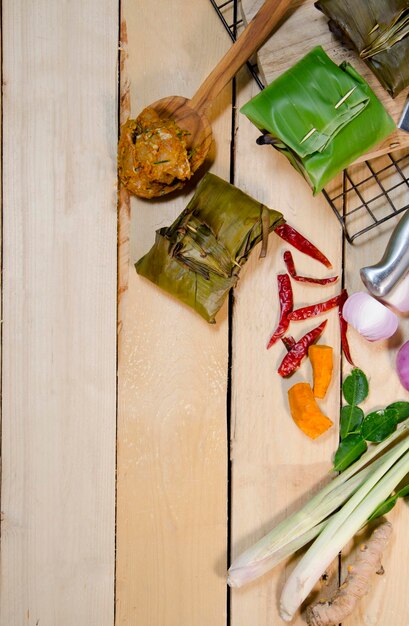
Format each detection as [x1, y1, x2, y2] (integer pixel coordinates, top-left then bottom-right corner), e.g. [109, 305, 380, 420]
[116, 3, 409, 626]
[230, 66, 342, 625]
[241, 0, 409, 159]
[0, 2, 118, 625]
[116, 1, 232, 624]
[341, 156, 409, 626]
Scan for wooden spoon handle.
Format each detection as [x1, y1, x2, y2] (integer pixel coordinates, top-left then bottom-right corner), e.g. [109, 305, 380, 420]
[189, 0, 292, 114]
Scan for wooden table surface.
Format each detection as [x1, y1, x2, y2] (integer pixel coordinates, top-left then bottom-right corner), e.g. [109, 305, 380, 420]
[1, 1, 408, 626]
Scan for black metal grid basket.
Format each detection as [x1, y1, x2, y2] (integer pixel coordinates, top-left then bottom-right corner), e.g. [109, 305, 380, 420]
[210, 0, 409, 244]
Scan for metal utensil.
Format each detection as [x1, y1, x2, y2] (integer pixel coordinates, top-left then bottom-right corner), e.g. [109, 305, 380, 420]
[360, 209, 409, 297]
[398, 95, 409, 133]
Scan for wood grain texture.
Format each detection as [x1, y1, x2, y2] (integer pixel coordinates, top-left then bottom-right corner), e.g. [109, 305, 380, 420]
[118, 21, 131, 339]
[116, 2, 233, 624]
[189, 0, 291, 113]
[230, 66, 342, 626]
[241, 0, 409, 159]
[0, 2, 118, 625]
[117, 3, 409, 626]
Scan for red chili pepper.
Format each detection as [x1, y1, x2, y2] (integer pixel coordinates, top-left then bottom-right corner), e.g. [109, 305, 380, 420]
[288, 290, 346, 321]
[267, 274, 293, 349]
[338, 289, 354, 365]
[278, 320, 328, 377]
[283, 251, 338, 285]
[281, 335, 296, 351]
[274, 223, 332, 269]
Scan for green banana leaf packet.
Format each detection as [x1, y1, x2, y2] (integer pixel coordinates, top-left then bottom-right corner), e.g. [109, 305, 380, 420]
[240, 46, 395, 195]
[135, 173, 284, 323]
[316, 0, 409, 98]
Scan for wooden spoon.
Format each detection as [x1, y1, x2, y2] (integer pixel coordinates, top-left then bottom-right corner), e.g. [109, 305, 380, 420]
[121, 0, 292, 198]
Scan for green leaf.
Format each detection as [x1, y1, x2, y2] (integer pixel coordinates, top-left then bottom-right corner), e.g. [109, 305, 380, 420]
[386, 401, 409, 424]
[333, 434, 368, 472]
[369, 498, 397, 520]
[368, 484, 409, 521]
[340, 405, 364, 439]
[361, 409, 397, 443]
[342, 369, 369, 406]
[397, 484, 409, 499]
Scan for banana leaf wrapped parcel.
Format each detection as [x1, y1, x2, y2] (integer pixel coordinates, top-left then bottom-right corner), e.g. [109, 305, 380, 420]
[240, 47, 395, 195]
[316, 0, 409, 98]
[135, 173, 284, 323]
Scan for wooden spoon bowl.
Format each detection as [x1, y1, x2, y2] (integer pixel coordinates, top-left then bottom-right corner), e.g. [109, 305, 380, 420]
[121, 0, 292, 199]
[146, 95, 212, 195]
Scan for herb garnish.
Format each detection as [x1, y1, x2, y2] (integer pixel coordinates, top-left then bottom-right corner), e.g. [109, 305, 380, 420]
[334, 368, 409, 472]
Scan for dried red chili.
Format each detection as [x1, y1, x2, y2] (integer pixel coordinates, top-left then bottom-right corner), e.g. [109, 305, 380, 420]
[282, 335, 296, 351]
[283, 250, 338, 285]
[274, 224, 332, 269]
[288, 290, 346, 321]
[267, 274, 293, 349]
[338, 289, 354, 365]
[278, 320, 328, 377]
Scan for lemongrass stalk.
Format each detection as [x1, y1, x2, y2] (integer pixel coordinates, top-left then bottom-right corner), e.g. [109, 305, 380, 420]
[228, 520, 327, 588]
[279, 440, 409, 621]
[227, 466, 371, 587]
[262, 425, 409, 554]
[227, 433, 406, 588]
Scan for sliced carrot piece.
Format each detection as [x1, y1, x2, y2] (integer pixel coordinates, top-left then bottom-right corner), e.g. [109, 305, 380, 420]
[288, 382, 333, 439]
[308, 344, 333, 399]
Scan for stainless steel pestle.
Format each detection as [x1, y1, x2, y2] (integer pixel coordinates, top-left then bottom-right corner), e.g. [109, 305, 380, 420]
[360, 209, 409, 297]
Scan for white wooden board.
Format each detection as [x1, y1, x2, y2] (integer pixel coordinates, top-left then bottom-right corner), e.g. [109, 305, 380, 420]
[0, 2, 118, 624]
[116, 2, 233, 625]
[117, 2, 409, 626]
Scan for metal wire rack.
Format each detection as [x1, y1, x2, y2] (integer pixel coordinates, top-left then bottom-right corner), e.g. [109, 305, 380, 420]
[210, 0, 409, 243]
[322, 153, 409, 243]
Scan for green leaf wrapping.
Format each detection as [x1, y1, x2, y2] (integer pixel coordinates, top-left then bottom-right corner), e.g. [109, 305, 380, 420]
[361, 9, 409, 59]
[240, 47, 395, 194]
[135, 173, 284, 323]
[316, 0, 409, 97]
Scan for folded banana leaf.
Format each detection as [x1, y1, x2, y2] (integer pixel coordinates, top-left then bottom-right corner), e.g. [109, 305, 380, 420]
[135, 173, 284, 323]
[316, 0, 409, 98]
[240, 47, 395, 194]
